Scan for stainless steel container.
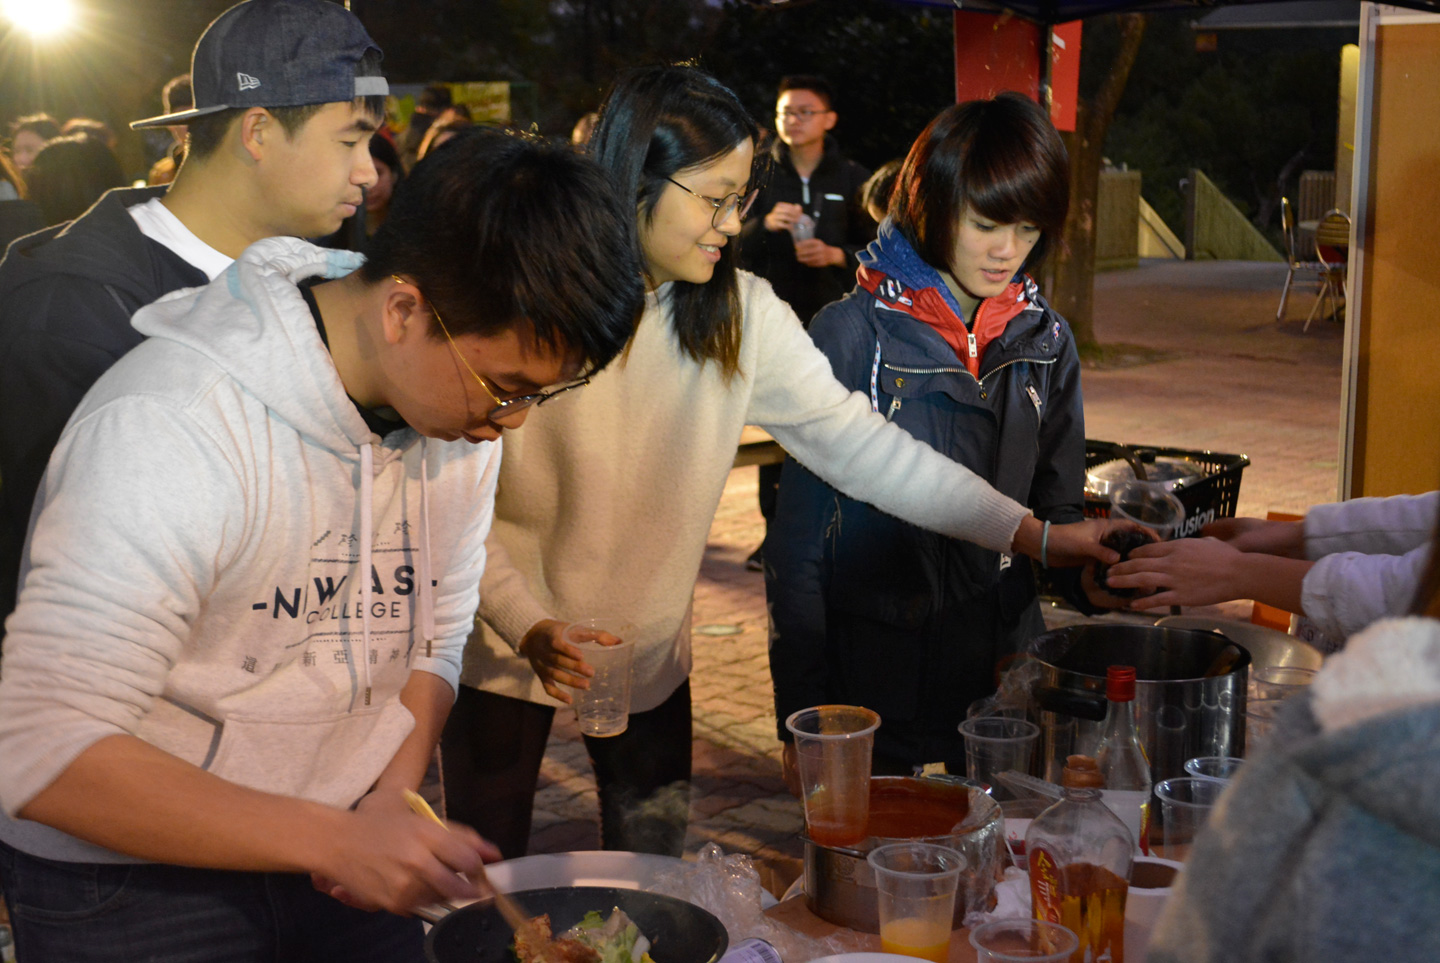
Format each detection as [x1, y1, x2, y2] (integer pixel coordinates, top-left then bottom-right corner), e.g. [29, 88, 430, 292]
[1029, 624, 1251, 785]
[802, 776, 1003, 933]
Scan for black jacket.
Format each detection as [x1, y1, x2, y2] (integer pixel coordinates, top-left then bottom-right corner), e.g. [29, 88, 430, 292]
[0, 186, 207, 639]
[765, 227, 1087, 772]
[739, 136, 873, 326]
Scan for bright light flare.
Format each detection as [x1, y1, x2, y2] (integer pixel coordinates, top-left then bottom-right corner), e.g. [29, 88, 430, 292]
[2, 0, 77, 38]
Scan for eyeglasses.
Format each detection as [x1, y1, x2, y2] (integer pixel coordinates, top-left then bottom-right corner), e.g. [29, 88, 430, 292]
[664, 177, 759, 230]
[777, 108, 831, 121]
[393, 276, 589, 427]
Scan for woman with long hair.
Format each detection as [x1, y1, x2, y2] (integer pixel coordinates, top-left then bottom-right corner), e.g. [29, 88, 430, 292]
[766, 93, 1098, 776]
[441, 66, 1121, 857]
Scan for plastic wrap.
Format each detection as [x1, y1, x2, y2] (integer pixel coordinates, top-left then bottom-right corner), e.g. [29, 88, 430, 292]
[648, 844, 869, 962]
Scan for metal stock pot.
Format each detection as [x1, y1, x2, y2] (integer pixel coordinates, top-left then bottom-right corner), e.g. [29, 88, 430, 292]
[802, 776, 1003, 933]
[1029, 624, 1251, 785]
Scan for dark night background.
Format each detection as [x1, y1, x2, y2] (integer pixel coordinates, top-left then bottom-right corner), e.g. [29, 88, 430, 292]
[1, 0, 1352, 242]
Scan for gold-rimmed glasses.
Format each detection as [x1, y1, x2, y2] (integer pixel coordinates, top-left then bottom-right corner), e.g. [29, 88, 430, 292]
[664, 177, 759, 230]
[393, 276, 588, 426]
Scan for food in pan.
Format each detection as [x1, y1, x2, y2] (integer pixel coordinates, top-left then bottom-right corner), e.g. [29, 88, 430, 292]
[514, 908, 655, 963]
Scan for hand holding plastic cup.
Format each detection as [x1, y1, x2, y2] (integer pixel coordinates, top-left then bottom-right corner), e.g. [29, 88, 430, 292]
[1152, 776, 1226, 861]
[788, 212, 816, 243]
[867, 842, 965, 963]
[1110, 480, 1187, 539]
[561, 618, 634, 737]
[785, 705, 880, 848]
[1096, 481, 1186, 596]
[958, 716, 1040, 801]
[968, 918, 1079, 963]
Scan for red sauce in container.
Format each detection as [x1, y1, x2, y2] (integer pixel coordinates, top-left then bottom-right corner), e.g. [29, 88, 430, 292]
[866, 780, 970, 839]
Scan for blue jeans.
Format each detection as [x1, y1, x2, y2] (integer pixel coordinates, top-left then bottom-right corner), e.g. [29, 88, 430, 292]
[0, 840, 425, 962]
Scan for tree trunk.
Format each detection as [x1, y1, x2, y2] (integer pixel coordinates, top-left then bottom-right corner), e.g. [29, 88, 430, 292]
[1050, 14, 1148, 354]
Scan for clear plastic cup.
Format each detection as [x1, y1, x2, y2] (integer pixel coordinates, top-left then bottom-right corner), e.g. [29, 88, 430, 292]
[867, 842, 965, 963]
[785, 705, 880, 848]
[1109, 480, 1186, 540]
[1126, 855, 1185, 931]
[968, 918, 1080, 963]
[1245, 698, 1284, 754]
[1152, 776, 1227, 861]
[1183, 755, 1244, 782]
[958, 717, 1040, 801]
[562, 619, 635, 737]
[1251, 665, 1318, 701]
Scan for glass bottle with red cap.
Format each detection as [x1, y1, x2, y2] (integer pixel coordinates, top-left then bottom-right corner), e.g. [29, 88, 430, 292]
[1095, 664, 1152, 855]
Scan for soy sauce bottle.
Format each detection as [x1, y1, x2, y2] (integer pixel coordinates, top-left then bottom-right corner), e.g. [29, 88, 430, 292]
[1095, 666, 1151, 855]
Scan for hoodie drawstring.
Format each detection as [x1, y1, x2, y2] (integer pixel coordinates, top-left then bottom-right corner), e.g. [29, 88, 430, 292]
[417, 439, 436, 657]
[355, 439, 437, 711]
[359, 444, 374, 707]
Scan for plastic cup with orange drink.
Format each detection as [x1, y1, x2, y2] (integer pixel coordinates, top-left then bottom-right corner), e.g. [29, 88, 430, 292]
[866, 842, 965, 963]
[785, 705, 880, 847]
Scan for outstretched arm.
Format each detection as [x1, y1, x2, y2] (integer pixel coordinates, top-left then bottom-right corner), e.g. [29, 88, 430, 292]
[1104, 536, 1313, 613]
[748, 290, 1120, 565]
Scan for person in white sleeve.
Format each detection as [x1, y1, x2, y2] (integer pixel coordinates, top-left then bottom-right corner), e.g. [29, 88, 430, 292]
[1108, 491, 1437, 648]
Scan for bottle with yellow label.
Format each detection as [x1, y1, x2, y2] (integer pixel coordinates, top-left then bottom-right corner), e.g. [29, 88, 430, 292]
[1026, 755, 1134, 963]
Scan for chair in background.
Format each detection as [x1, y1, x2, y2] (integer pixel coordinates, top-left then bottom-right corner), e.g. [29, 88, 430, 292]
[1306, 209, 1351, 331]
[1276, 197, 1323, 322]
[1295, 170, 1336, 261]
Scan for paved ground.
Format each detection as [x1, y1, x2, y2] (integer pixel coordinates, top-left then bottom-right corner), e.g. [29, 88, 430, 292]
[524, 259, 1345, 896]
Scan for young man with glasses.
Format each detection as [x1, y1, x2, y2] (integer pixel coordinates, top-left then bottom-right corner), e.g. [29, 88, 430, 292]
[0, 127, 642, 962]
[739, 74, 875, 568]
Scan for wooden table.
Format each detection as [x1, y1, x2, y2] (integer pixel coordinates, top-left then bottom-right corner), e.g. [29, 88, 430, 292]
[733, 425, 786, 469]
[765, 893, 1160, 962]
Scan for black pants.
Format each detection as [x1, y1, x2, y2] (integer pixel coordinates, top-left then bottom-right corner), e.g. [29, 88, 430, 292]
[757, 462, 782, 525]
[440, 682, 693, 858]
[0, 841, 423, 963]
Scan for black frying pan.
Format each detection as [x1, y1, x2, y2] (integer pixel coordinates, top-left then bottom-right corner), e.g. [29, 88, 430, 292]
[423, 886, 729, 963]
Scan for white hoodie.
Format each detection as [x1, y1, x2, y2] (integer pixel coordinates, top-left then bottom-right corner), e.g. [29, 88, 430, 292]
[0, 238, 498, 862]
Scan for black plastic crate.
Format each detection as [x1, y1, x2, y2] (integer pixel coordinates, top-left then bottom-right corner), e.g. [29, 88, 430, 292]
[1083, 440, 1250, 539]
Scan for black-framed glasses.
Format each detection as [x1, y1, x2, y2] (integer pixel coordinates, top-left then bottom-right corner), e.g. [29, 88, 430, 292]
[665, 177, 759, 230]
[394, 276, 589, 427]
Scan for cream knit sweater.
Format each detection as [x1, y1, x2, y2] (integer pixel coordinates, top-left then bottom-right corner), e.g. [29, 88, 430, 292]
[460, 273, 1030, 711]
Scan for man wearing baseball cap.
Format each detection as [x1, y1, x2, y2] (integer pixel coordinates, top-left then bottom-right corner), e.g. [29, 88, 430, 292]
[0, 0, 388, 652]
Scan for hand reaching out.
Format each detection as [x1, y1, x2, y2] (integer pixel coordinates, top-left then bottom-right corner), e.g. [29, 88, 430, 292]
[1103, 537, 1251, 611]
[1201, 517, 1306, 557]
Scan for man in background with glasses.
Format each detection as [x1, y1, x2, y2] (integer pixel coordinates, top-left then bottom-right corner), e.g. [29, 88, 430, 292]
[740, 75, 875, 569]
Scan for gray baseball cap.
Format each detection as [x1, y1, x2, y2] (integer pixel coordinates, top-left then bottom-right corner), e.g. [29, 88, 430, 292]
[131, 0, 387, 130]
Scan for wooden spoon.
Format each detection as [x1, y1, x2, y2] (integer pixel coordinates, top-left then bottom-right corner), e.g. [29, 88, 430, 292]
[402, 789, 537, 938]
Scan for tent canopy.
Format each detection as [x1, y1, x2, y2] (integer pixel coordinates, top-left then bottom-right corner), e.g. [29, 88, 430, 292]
[1194, 0, 1360, 29]
[876, 0, 1437, 24]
